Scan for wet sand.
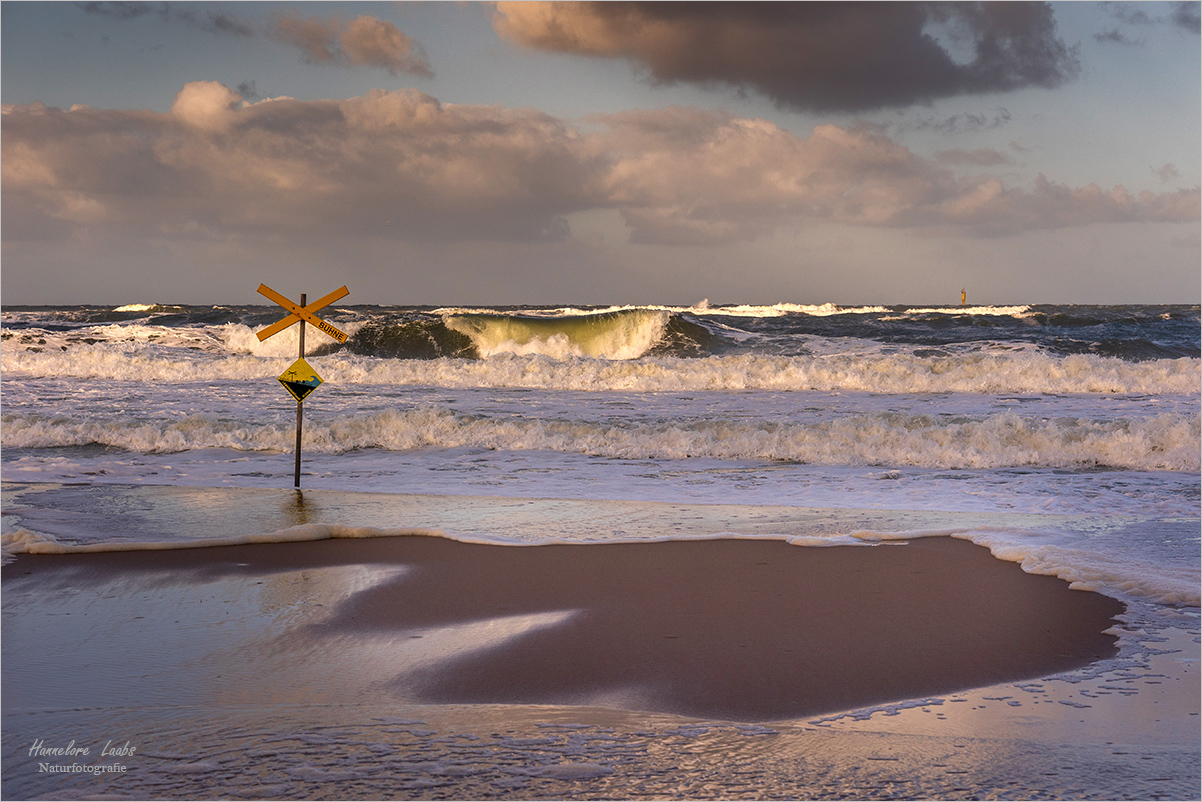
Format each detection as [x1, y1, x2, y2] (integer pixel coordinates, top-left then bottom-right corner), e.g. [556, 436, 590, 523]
[3, 534, 1123, 722]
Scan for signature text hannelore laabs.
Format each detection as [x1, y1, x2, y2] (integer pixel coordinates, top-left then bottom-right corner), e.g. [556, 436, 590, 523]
[29, 739, 136, 775]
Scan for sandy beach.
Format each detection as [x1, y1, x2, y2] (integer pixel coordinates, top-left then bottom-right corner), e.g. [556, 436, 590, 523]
[6, 491, 1195, 800]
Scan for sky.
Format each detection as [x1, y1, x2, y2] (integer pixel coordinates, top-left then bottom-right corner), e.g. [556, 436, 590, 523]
[2, 1, 1199, 306]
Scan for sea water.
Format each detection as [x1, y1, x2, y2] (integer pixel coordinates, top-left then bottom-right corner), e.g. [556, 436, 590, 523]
[1, 301, 1199, 798]
[2, 302, 1198, 603]
[3, 302, 1197, 591]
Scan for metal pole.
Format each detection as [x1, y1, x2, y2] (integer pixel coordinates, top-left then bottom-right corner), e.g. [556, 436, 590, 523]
[294, 293, 306, 488]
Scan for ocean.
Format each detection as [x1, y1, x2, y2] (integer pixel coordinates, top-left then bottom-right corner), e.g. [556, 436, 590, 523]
[1, 300, 1199, 799]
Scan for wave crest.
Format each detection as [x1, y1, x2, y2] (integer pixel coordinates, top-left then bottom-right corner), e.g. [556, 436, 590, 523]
[3, 344, 1199, 395]
[4, 409, 1197, 471]
[443, 309, 673, 359]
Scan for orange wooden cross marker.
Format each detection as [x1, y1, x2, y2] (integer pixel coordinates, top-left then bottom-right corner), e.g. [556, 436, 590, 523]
[256, 284, 349, 343]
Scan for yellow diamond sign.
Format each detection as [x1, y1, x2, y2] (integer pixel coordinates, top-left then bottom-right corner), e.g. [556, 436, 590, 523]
[278, 357, 323, 403]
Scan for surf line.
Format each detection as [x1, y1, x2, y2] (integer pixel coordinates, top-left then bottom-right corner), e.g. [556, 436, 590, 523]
[256, 284, 349, 488]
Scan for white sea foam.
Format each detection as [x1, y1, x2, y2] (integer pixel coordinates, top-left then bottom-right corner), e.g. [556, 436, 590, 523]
[893, 305, 1034, 317]
[4, 343, 1198, 395]
[4, 408, 1197, 471]
[696, 302, 890, 317]
[1, 320, 356, 360]
[433, 302, 890, 318]
[0, 523, 445, 564]
[431, 302, 1033, 318]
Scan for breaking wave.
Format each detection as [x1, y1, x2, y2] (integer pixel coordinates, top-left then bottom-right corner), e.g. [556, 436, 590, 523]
[5, 303, 1197, 362]
[4, 408, 1197, 472]
[442, 309, 668, 359]
[0, 310, 720, 364]
[113, 303, 174, 313]
[440, 309, 714, 359]
[3, 342, 1197, 395]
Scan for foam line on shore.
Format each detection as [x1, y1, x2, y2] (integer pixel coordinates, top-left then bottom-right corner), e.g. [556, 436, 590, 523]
[1, 524, 445, 561]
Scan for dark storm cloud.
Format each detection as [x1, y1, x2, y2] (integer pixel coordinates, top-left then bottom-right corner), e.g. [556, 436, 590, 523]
[493, 2, 1080, 113]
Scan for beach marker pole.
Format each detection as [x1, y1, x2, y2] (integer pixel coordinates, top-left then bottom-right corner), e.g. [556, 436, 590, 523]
[256, 283, 348, 488]
[295, 294, 305, 488]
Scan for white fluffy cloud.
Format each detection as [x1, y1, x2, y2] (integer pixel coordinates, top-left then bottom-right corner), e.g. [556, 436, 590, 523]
[171, 81, 243, 131]
[2, 83, 1197, 247]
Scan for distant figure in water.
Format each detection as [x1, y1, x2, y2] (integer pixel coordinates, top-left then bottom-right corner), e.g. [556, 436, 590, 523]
[961, 288, 966, 307]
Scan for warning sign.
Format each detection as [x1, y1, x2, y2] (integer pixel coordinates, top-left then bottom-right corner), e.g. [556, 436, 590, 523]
[257, 284, 349, 343]
[278, 357, 324, 403]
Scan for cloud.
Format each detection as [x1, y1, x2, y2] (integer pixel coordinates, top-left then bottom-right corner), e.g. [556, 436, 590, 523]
[3, 84, 1196, 248]
[339, 16, 434, 76]
[170, 80, 242, 131]
[236, 81, 262, 103]
[935, 148, 1015, 166]
[591, 110, 1198, 242]
[174, 6, 255, 37]
[492, 1, 1079, 112]
[75, 3, 431, 75]
[1100, 1, 1200, 35]
[1104, 3, 1156, 26]
[1171, 1, 1202, 33]
[75, 2, 165, 21]
[1155, 162, 1182, 183]
[269, 13, 344, 64]
[78, 0, 253, 35]
[1093, 28, 1145, 46]
[929, 175, 1201, 235]
[267, 13, 434, 76]
[899, 106, 1013, 135]
[1, 85, 598, 244]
